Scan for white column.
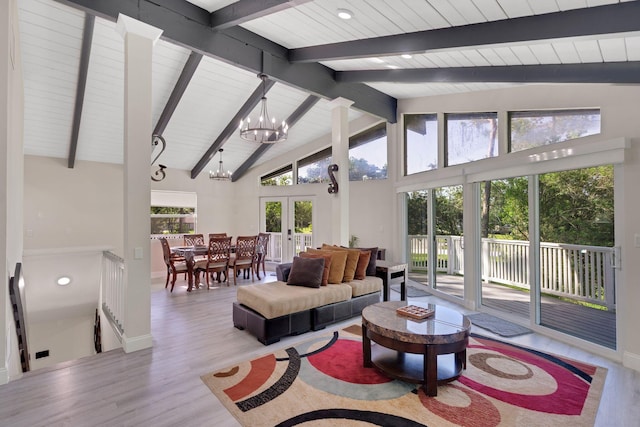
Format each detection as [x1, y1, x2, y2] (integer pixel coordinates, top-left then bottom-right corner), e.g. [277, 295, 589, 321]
[328, 97, 353, 246]
[116, 14, 162, 353]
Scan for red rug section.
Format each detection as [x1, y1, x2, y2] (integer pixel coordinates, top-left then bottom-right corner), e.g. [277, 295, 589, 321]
[224, 354, 276, 401]
[307, 339, 393, 384]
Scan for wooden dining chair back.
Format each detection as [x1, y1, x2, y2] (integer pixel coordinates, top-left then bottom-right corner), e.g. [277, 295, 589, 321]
[254, 232, 270, 279]
[195, 236, 232, 288]
[184, 234, 205, 246]
[208, 233, 227, 240]
[228, 235, 257, 285]
[160, 237, 188, 292]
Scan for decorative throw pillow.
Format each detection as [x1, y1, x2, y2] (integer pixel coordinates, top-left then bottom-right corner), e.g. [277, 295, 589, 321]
[286, 256, 324, 288]
[356, 247, 378, 276]
[299, 251, 332, 286]
[322, 244, 361, 282]
[307, 248, 347, 284]
[354, 250, 371, 280]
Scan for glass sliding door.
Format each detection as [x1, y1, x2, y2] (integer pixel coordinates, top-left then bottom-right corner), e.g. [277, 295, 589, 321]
[433, 185, 464, 299]
[406, 190, 430, 287]
[479, 177, 530, 319]
[536, 166, 616, 349]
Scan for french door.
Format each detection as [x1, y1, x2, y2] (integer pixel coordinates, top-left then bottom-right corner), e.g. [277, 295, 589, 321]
[260, 196, 315, 263]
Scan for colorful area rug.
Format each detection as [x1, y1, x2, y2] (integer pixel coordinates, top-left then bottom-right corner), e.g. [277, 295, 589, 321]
[202, 325, 606, 426]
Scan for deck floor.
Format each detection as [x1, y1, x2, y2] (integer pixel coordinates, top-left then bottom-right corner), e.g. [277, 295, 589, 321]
[408, 272, 616, 349]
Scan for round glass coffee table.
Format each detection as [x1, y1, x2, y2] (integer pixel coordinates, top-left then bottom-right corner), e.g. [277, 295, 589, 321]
[361, 301, 470, 396]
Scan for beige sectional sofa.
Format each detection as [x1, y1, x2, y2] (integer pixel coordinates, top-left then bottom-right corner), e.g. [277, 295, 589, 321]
[232, 263, 382, 345]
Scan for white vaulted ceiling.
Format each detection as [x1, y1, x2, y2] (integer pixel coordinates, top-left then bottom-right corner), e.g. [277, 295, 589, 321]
[17, 0, 640, 177]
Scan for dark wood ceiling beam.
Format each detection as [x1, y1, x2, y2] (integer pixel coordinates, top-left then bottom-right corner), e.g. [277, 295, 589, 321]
[153, 51, 202, 135]
[290, 2, 640, 62]
[68, 14, 94, 169]
[232, 95, 320, 182]
[54, 0, 397, 123]
[336, 62, 640, 84]
[210, 0, 313, 31]
[190, 79, 276, 179]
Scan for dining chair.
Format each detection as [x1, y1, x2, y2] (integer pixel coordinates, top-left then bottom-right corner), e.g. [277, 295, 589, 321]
[208, 233, 227, 239]
[253, 232, 270, 280]
[184, 233, 205, 246]
[160, 237, 188, 292]
[228, 235, 257, 285]
[195, 236, 232, 288]
[184, 233, 207, 265]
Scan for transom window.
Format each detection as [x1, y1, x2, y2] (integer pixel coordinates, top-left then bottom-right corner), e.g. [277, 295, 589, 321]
[405, 113, 438, 175]
[261, 165, 293, 186]
[446, 112, 498, 167]
[297, 148, 331, 184]
[150, 190, 197, 236]
[349, 122, 387, 181]
[509, 109, 601, 152]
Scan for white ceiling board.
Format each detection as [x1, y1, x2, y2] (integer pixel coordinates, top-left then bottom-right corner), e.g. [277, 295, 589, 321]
[552, 41, 582, 63]
[574, 39, 604, 63]
[76, 18, 124, 164]
[366, 81, 521, 99]
[185, 0, 235, 13]
[499, 0, 535, 17]
[151, 42, 193, 128]
[470, 0, 509, 21]
[19, 0, 85, 159]
[625, 36, 640, 61]
[599, 37, 629, 62]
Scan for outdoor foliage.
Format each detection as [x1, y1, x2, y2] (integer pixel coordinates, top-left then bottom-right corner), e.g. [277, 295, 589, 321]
[408, 165, 614, 247]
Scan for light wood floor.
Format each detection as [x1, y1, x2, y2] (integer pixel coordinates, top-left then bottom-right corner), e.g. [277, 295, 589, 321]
[0, 271, 638, 426]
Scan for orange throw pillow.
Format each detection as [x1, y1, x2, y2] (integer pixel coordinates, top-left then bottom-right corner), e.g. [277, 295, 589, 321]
[354, 250, 371, 280]
[307, 248, 347, 284]
[299, 252, 332, 285]
[321, 244, 360, 282]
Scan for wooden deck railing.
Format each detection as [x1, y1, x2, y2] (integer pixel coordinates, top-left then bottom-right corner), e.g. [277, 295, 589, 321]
[101, 251, 125, 335]
[409, 235, 616, 310]
[264, 232, 312, 262]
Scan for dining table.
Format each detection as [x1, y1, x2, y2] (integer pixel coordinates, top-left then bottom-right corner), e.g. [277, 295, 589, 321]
[171, 245, 208, 292]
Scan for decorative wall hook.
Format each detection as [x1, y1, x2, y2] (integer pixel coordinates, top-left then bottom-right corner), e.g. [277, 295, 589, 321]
[327, 164, 339, 194]
[151, 134, 167, 181]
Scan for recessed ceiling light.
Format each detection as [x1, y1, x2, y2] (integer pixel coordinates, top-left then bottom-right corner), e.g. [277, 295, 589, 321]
[57, 276, 71, 286]
[337, 8, 353, 20]
[401, 54, 413, 59]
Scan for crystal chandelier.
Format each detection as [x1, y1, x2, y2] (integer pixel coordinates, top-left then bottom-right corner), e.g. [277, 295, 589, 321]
[209, 149, 231, 181]
[239, 74, 288, 144]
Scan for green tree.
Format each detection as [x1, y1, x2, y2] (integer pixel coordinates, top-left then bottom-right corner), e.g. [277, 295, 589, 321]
[294, 201, 313, 233]
[265, 202, 281, 232]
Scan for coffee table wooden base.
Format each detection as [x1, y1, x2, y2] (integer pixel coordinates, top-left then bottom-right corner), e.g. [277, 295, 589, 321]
[362, 319, 468, 397]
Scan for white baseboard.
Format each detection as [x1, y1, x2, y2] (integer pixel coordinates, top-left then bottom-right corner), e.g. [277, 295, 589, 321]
[122, 333, 153, 353]
[0, 367, 8, 385]
[623, 351, 640, 373]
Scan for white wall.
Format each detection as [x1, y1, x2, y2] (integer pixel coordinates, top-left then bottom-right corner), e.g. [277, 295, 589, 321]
[1, 0, 25, 384]
[396, 83, 640, 369]
[28, 315, 94, 371]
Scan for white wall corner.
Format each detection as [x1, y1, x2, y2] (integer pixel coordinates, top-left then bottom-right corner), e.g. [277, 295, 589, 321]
[122, 333, 153, 353]
[622, 351, 640, 373]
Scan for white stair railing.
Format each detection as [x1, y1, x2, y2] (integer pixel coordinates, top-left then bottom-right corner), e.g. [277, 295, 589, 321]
[101, 251, 125, 335]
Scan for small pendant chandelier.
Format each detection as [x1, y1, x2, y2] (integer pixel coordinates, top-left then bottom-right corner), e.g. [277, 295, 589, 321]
[239, 74, 288, 144]
[209, 149, 231, 181]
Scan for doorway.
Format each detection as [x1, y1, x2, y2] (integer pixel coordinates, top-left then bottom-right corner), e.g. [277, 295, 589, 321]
[260, 196, 315, 263]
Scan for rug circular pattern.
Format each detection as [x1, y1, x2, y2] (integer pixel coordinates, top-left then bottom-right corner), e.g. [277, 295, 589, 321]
[201, 329, 607, 427]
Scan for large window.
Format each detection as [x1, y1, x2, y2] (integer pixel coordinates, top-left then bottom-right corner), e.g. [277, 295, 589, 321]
[405, 114, 438, 175]
[150, 191, 197, 236]
[261, 165, 293, 186]
[446, 112, 498, 166]
[297, 148, 331, 184]
[510, 109, 601, 152]
[349, 122, 387, 181]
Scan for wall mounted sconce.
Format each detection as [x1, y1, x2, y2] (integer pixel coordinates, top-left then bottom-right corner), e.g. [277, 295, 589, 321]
[151, 134, 167, 182]
[327, 164, 339, 194]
